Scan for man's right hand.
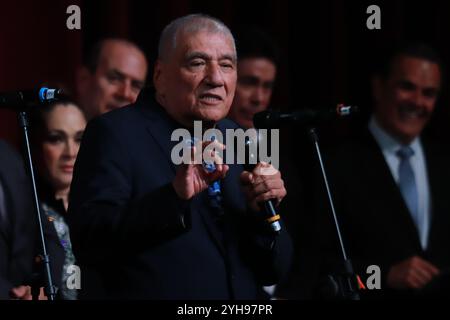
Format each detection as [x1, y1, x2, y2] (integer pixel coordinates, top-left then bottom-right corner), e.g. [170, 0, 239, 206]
[172, 140, 229, 200]
[387, 256, 440, 289]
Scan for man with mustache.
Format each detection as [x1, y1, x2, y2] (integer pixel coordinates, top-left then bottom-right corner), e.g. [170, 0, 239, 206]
[68, 14, 292, 299]
[317, 43, 450, 298]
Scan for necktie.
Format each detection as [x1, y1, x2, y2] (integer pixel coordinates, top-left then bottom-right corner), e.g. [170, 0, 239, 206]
[204, 161, 224, 215]
[204, 134, 224, 216]
[397, 146, 421, 235]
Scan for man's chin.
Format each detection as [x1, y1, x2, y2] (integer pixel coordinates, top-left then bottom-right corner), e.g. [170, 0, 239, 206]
[106, 104, 123, 112]
[196, 110, 229, 123]
[393, 125, 424, 143]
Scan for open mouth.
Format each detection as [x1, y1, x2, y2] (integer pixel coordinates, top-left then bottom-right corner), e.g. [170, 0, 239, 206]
[199, 93, 223, 104]
[398, 105, 428, 120]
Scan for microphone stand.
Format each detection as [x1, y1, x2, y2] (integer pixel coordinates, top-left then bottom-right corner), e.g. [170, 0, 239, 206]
[308, 127, 359, 300]
[18, 111, 57, 300]
[244, 132, 281, 235]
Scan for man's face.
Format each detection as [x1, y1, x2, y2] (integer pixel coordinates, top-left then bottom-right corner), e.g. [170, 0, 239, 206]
[154, 31, 237, 127]
[77, 41, 148, 119]
[229, 57, 276, 128]
[373, 55, 441, 144]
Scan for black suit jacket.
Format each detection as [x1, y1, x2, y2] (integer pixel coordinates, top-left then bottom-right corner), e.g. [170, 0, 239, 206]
[317, 129, 450, 298]
[0, 140, 35, 298]
[68, 88, 292, 299]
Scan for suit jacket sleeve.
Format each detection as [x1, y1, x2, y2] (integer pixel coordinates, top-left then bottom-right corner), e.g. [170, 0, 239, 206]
[68, 118, 191, 265]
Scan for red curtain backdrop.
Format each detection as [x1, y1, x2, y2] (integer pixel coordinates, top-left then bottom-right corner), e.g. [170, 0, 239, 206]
[1, 0, 450, 150]
[0, 0, 82, 147]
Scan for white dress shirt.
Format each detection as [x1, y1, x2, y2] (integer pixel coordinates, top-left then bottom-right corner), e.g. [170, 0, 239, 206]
[368, 116, 431, 249]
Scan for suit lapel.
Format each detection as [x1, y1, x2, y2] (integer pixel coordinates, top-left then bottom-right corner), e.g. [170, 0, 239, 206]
[135, 91, 180, 174]
[135, 89, 231, 256]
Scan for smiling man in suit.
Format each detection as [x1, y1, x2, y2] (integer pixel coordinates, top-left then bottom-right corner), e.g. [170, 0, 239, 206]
[68, 14, 292, 299]
[317, 43, 450, 298]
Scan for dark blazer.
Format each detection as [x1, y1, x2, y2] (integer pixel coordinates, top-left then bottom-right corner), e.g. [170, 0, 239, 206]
[0, 140, 35, 298]
[317, 128, 450, 298]
[68, 88, 292, 299]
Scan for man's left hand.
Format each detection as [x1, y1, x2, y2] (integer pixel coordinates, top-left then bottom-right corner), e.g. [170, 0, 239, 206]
[240, 162, 286, 213]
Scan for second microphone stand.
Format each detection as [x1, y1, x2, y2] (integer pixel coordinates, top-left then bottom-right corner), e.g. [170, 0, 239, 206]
[308, 127, 360, 300]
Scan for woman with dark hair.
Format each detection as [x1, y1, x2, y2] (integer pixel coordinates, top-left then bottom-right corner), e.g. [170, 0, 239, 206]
[31, 100, 87, 300]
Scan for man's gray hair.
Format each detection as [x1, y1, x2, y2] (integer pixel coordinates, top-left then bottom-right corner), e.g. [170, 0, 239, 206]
[157, 14, 236, 61]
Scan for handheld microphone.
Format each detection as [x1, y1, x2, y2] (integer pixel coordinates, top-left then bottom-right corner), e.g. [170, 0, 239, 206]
[244, 134, 281, 234]
[253, 104, 358, 129]
[0, 87, 63, 108]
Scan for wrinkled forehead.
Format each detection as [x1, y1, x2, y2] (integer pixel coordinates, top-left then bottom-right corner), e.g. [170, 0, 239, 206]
[174, 30, 237, 60]
[97, 42, 143, 69]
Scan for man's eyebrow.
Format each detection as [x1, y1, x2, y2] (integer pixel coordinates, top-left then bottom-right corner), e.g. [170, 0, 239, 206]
[239, 75, 260, 82]
[109, 69, 125, 77]
[185, 52, 211, 61]
[220, 54, 237, 64]
[110, 68, 145, 85]
[185, 52, 237, 63]
[397, 79, 415, 86]
[239, 76, 275, 87]
[132, 79, 146, 88]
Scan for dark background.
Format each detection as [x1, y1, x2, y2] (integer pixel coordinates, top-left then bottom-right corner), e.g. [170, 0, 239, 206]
[1, 0, 450, 147]
[1, 0, 450, 300]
